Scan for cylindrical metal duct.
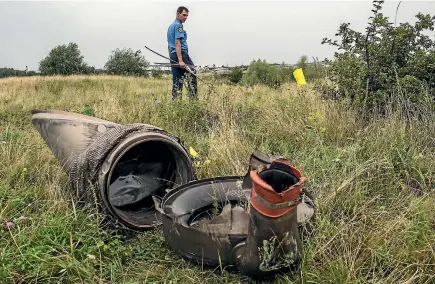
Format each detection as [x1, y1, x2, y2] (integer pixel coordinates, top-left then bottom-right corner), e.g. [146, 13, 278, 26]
[31, 109, 195, 230]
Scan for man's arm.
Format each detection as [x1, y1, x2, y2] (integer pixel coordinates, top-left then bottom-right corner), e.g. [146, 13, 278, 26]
[175, 39, 185, 69]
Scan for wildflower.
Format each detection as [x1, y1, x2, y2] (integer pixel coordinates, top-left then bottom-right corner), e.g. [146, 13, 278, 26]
[6, 221, 13, 229]
[18, 216, 27, 221]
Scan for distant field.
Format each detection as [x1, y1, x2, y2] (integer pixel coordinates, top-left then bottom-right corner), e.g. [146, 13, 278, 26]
[0, 75, 434, 283]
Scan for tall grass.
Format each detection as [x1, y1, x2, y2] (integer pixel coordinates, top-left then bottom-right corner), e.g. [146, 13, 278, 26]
[0, 75, 434, 283]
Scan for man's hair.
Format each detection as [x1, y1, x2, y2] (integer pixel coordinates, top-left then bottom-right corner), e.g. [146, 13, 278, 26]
[177, 6, 189, 14]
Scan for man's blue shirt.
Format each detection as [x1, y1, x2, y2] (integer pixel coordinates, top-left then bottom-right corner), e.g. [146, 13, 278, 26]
[167, 19, 188, 54]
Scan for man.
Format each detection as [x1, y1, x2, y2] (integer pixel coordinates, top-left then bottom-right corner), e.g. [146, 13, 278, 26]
[167, 6, 198, 100]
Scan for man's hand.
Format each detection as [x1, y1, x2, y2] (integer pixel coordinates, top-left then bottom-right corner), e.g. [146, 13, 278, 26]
[175, 39, 185, 69]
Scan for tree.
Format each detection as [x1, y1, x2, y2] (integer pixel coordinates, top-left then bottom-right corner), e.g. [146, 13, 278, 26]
[39, 42, 90, 75]
[321, 0, 435, 110]
[104, 48, 149, 76]
[297, 55, 309, 69]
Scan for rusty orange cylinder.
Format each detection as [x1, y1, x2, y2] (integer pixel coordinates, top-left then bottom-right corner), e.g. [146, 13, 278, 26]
[249, 159, 307, 218]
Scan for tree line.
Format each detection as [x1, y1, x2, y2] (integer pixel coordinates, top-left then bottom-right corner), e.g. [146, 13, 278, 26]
[0, 43, 157, 78]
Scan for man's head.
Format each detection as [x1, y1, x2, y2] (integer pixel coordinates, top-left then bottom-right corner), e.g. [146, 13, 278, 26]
[176, 6, 189, 23]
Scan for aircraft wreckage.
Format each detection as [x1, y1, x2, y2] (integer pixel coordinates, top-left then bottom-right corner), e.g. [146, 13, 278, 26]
[31, 109, 316, 279]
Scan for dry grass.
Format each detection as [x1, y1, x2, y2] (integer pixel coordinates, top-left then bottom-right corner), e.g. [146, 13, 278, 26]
[0, 75, 434, 283]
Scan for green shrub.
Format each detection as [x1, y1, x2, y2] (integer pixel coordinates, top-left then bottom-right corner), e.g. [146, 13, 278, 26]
[279, 66, 296, 84]
[227, 66, 244, 84]
[298, 56, 328, 82]
[104, 48, 149, 76]
[328, 53, 367, 101]
[242, 59, 282, 89]
[321, 0, 435, 112]
[151, 68, 164, 78]
[81, 105, 95, 116]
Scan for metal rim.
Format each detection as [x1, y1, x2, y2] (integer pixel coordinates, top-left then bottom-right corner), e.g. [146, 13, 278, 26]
[98, 132, 195, 229]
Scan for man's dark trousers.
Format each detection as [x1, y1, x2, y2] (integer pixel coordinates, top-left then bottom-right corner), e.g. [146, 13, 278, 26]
[170, 50, 198, 100]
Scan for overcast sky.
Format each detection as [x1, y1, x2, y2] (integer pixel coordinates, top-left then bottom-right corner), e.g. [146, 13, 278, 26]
[1, 0, 434, 71]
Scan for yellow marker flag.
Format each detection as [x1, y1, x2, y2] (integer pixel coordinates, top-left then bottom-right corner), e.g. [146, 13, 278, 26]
[189, 147, 198, 158]
[293, 68, 306, 87]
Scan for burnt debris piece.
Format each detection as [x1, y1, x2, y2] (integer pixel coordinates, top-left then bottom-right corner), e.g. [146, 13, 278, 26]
[31, 109, 195, 230]
[32, 110, 316, 279]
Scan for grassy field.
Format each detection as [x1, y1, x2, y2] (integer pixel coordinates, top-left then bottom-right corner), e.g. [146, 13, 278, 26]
[0, 75, 434, 283]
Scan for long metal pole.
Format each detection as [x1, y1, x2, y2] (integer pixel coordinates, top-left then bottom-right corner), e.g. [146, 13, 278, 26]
[144, 46, 194, 74]
[144, 45, 217, 90]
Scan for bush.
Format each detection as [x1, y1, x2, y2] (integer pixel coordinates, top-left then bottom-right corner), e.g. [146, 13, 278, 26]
[242, 59, 282, 89]
[321, 0, 435, 112]
[297, 56, 328, 82]
[151, 68, 164, 78]
[227, 66, 244, 84]
[327, 53, 367, 101]
[104, 48, 149, 76]
[279, 66, 296, 84]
